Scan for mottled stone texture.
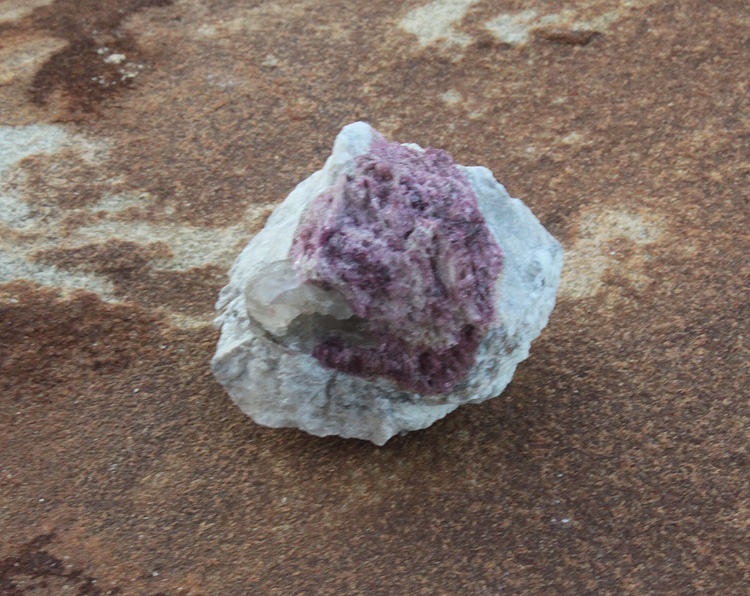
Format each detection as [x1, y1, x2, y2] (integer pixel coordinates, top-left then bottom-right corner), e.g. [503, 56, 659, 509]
[212, 122, 562, 444]
[291, 137, 503, 393]
[6, 0, 748, 592]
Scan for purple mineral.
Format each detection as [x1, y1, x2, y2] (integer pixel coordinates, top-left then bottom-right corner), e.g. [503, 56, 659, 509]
[290, 137, 503, 394]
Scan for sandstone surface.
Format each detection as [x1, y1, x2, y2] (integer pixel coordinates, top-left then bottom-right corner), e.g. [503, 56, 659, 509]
[1, 0, 748, 593]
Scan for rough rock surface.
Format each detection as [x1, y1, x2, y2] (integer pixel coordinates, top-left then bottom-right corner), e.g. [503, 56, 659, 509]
[291, 135, 504, 394]
[3, 0, 749, 593]
[212, 122, 562, 444]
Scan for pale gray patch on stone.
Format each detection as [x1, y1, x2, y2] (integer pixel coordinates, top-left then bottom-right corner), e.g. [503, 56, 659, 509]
[89, 192, 148, 213]
[0, 37, 67, 87]
[212, 122, 563, 445]
[0, 125, 118, 299]
[484, 10, 540, 45]
[74, 219, 253, 272]
[440, 89, 463, 105]
[160, 311, 214, 330]
[560, 207, 662, 299]
[0, 0, 55, 24]
[0, 194, 32, 229]
[400, 0, 479, 49]
[0, 246, 117, 299]
[0, 125, 103, 178]
[0, 125, 264, 328]
[483, 1, 659, 47]
[0, 125, 70, 177]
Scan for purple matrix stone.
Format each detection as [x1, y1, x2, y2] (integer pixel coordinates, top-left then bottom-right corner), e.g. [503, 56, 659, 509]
[289, 137, 503, 394]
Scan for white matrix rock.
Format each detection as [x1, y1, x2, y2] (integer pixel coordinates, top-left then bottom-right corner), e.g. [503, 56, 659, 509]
[212, 122, 563, 445]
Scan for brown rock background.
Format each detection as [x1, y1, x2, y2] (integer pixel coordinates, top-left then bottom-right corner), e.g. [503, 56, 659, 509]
[1, 0, 748, 594]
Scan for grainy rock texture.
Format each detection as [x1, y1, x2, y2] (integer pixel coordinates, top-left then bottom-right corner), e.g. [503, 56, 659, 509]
[212, 123, 562, 444]
[291, 133, 505, 394]
[2, 0, 749, 594]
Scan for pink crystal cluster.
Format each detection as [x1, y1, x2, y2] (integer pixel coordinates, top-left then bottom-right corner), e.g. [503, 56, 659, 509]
[290, 138, 503, 394]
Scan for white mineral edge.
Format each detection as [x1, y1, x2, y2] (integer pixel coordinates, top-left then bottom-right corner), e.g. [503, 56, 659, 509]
[212, 122, 563, 445]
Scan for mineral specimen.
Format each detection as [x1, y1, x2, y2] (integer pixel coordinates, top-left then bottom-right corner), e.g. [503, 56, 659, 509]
[212, 122, 563, 445]
[290, 137, 504, 395]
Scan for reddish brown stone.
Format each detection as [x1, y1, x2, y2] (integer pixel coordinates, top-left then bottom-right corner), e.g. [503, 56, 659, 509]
[533, 27, 600, 46]
[1, 0, 749, 593]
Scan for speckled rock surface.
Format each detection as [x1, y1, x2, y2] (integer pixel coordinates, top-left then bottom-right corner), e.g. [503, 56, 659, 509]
[1, 0, 749, 594]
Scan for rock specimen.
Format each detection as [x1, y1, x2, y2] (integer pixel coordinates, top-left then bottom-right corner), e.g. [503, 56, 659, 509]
[212, 122, 563, 445]
[290, 138, 504, 395]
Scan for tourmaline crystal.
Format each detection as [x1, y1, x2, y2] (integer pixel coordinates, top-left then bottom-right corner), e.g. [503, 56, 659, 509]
[290, 138, 503, 394]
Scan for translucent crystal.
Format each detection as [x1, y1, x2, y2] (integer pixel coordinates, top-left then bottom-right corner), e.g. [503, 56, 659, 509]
[244, 259, 353, 336]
